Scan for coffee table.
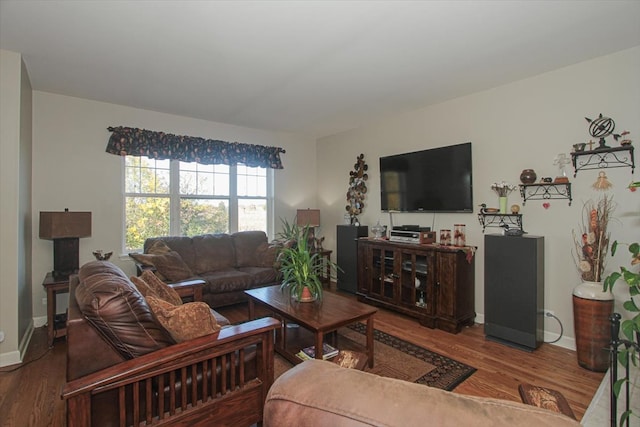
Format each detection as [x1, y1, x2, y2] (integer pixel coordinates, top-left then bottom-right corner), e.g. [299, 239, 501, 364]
[245, 285, 377, 368]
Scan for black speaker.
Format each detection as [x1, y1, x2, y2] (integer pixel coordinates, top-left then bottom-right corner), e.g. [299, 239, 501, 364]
[337, 225, 368, 293]
[484, 234, 544, 351]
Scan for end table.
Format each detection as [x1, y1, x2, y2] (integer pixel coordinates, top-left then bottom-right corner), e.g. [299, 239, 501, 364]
[42, 272, 70, 347]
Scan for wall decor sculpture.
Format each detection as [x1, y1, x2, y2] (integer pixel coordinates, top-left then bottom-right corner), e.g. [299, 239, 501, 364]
[346, 154, 368, 225]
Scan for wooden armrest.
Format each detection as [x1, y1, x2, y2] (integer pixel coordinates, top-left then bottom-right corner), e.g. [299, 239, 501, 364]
[62, 316, 279, 400]
[168, 279, 205, 301]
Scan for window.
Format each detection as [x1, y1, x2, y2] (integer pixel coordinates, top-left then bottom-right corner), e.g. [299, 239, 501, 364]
[124, 156, 272, 252]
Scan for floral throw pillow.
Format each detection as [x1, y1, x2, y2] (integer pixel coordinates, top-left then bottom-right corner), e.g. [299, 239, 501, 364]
[129, 240, 193, 282]
[146, 296, 221, 342]
[131, 270, 183, 306]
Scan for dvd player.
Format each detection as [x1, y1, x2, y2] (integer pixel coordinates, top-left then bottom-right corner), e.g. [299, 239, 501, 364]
[389, 230, 421, 244]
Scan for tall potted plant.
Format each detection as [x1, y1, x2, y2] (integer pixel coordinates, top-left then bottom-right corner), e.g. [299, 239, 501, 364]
[278, 220, 338, 302]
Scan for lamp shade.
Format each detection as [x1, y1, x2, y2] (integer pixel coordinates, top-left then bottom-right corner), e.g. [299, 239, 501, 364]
[296, 209, 320, 227]
[39, 211, 92, 239]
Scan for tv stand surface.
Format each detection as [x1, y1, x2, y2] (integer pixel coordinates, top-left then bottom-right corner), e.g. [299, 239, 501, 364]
[356, 238, 475, 334]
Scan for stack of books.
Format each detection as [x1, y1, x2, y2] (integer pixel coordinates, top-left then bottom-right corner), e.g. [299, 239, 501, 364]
[296, 343, 339, 361]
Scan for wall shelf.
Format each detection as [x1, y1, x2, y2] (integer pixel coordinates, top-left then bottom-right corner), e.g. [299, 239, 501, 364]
[570, 145, 635, 177]
[519, 183, 572, 206]
[477, 213, 523, 233]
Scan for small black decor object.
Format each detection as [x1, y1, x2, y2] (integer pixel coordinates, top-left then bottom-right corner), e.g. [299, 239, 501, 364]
[585, 113, 627, 150]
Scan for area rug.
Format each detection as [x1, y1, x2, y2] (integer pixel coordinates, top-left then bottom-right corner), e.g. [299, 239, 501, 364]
[274, 323, 476, 391]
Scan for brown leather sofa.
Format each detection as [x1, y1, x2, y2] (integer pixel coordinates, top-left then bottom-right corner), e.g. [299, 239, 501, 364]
[134, 231, 281, 308]
[264, 360, 581, 427]
[62, 261, 279, 427]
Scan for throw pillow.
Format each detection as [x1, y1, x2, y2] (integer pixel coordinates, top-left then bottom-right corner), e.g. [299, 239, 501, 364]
[131, 270, 183, 306]
[129, 241, 194, 282]
[146, 296, 221, 342]
[148, 239, 173, 254]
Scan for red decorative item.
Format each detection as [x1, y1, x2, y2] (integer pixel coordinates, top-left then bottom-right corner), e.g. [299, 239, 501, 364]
[543, 202, 550, 209]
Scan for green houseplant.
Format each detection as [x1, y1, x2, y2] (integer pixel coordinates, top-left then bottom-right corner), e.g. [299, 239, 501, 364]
[604, 241, 640, 425]
[605, 241, 640, 345]
[277, 219, 339, 302]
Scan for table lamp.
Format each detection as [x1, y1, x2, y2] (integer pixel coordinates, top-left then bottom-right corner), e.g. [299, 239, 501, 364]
[296, 209, 320, 251]
[40, 209, 92, 277]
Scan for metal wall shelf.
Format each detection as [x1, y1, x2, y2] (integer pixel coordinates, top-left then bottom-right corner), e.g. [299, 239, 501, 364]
[519, 182, 572, 206]
[570, 145, 635, 177]
[477, 213, 523, 233]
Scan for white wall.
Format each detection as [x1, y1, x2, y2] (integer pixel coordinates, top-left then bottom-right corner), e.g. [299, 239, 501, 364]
[30, 93, 317, 320]
[317, 46, 640, 349]
[0, 49, 33, 367]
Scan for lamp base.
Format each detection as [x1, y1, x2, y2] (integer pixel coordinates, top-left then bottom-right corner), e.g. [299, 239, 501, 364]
[53, 237, 80, 277]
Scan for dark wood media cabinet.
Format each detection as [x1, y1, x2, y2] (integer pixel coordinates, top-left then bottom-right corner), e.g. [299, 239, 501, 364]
[357, 238, 475, 333]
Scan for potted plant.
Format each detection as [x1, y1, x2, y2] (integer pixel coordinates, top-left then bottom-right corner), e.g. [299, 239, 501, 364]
[605, 241, 640, 345]
[277, 219, 339, 302]
[603, 241, 640, 425]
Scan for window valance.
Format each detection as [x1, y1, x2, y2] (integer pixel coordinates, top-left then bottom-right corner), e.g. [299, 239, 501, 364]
[106, 126, 286, 169]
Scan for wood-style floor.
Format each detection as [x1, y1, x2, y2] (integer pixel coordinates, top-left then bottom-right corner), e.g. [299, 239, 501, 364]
[0, 288, 604, 427]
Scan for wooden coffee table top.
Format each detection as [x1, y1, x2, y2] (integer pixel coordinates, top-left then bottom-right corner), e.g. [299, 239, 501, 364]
[245, 285, 377, 333]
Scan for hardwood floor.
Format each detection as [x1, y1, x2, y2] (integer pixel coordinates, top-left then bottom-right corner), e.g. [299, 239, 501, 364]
[0, 288, 604, 426]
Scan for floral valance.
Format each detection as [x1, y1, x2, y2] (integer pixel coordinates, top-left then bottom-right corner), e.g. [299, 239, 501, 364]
[106, 126, 286, 169]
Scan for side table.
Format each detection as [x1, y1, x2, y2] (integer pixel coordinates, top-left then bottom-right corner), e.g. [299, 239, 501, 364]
[42, 272, 70, 347]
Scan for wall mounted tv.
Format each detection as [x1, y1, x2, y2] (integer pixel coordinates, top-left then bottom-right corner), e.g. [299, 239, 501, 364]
[380, 142, 473, 213]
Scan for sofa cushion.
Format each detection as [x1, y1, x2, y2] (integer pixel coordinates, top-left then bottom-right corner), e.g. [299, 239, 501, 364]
[232, 231, 269, 267]
[237, 266, 279, 286]
[130, 249, 194, 282]
[76, 261, 175, 359]
[146, 296, 221, 342]
[131, 270, 183, 306]
[200, 269, 256, 293]
[192, 234, 236, 274]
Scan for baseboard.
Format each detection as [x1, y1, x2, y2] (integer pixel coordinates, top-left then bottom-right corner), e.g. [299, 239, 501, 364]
[33, 316, 47, 328]
[0, 349, 21, 367]
[475, 313, 576, 351]
[544, 331, 575, 351]
[19, 321, 34, 359]
[0, 321, 34, 368]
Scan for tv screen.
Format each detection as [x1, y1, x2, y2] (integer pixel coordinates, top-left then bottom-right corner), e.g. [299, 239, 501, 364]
[380, 142, 473, 213]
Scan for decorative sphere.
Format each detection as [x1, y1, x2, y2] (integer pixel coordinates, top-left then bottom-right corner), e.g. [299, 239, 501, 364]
[511, 204, 520, 214]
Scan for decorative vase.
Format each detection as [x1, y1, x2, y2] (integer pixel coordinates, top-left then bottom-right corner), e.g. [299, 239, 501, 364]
[371, 221, 386, 239]
[520, 169, 537, 184]
[454, 224, 466, 246]
[572, 281, 613, 372]
[499, 197, 508, 214]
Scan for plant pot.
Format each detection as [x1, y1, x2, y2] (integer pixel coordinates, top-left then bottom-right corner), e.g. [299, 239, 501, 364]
[294, 286, 317, 303]
[572, 281, 613, 372]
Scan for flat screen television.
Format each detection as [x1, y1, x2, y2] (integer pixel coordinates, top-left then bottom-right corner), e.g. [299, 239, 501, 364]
[380, 142, 473, 213]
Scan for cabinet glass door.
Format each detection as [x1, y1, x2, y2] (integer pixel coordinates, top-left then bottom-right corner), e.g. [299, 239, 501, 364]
[370, 246, 396, 301]
[400, 252, 430, 312]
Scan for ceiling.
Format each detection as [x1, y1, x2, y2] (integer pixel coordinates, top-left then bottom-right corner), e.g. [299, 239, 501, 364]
[1, 1, 639, 139]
